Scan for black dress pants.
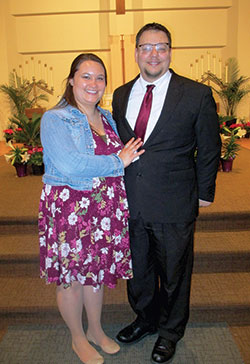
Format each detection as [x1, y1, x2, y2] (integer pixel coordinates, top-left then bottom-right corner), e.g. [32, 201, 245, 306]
[127, 215, 195, 343]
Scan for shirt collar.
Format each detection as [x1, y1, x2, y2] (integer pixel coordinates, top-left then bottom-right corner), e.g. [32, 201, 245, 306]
[139, 70, 172, 90]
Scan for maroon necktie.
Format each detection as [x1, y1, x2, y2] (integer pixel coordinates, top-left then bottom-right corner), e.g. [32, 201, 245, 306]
[134, 84, 155, 141]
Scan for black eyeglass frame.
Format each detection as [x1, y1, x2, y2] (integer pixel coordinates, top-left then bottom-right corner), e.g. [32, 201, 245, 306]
[138, 42, 171, 51]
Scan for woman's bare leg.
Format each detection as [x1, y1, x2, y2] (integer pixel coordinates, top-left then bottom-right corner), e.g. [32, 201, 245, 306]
[83, 285, 120, 354]
[56, 282, 104, 363]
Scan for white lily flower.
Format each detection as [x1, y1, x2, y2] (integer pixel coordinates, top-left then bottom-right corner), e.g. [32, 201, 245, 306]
[21, 152, 30, 163]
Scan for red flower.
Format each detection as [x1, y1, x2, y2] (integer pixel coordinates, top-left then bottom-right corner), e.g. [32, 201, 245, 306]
[3, 129, 14, 134]
[15, 127, 22, 132]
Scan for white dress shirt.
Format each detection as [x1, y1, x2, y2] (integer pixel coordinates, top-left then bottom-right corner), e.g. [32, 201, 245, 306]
[126, 70, 172, 142]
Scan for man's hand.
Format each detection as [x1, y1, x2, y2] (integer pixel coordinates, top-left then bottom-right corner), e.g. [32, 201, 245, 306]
[199, 199, 212, 207]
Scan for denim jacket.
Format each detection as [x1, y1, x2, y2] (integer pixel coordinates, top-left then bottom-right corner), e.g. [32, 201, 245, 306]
[41, 104, 124, 190]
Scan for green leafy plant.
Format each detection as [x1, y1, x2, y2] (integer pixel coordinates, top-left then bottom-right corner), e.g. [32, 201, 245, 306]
[205, 58, 250, 117]
[27, 147, 43, 166]
[10, 113, 42, 146]
[0, 72, 48, 116]
[4, 141, 30, 165]
[220, 126, 245, 160]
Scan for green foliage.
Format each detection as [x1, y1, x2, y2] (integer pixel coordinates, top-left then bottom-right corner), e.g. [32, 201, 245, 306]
[221, 126, 241, 160]
[10, 113, 42, 146]
[4, 142, 29, 165]
[205, 58, 250, 117]
[0, 72, 48, 116]
[28, 149, 43, 166]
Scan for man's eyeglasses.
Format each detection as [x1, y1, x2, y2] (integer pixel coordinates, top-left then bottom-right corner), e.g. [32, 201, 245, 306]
[138, 43, 170, 54]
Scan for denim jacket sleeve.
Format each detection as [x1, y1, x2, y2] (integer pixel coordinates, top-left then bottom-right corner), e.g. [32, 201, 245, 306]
[41, 107, 124, 179]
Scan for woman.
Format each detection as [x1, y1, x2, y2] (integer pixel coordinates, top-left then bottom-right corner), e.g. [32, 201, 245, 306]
[38, 53, 144, 364]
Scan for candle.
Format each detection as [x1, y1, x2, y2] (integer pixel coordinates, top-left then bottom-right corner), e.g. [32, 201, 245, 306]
[190, 63, 193, 79]
[213, 55, 216, 74]
[25, 60, 30, 82]
[195, 59, 199, 80]
[19, 65, 23, 84]
[219, 59, 222, 79]
[44, 64, 48, 85]
[225, 63, 228, 83]
[38, 60, 42, 81]
[207, 52, 210, 71]
[31, 56, 35, 80]
[49, 66, 54, 89]
[13, 69, 17, 87]
[201, 55, 204, 77]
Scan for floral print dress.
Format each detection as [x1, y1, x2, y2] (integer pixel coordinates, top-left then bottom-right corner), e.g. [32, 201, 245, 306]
[38, 115, 133, 290]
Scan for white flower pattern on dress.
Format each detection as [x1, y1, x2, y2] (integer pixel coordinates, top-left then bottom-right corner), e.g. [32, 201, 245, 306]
[107, 186, 114, 199]
[115, 251, 123, 262]
[59, 188, 70, 201]
[94, 228, 104, 242]
[116, 208, 122, 221]
[92, 177, 101, 188]
[68, 212, 78, 225]
[79, 197, 90, 209]
[101, 217, 111, 231]
[61, 243, 70, 257]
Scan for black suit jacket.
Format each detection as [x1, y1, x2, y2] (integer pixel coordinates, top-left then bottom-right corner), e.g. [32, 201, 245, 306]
[112, 70, 221, 223]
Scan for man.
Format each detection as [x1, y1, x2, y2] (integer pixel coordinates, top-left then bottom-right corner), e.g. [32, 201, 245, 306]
[112, 23, 221, 363]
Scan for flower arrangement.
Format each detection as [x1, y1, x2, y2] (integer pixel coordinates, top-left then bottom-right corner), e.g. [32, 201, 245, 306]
[27, 146, 44, 166]
[229, 120, 250, 136]
[3, 127, 22, 142]
[4, 141, 30, 165]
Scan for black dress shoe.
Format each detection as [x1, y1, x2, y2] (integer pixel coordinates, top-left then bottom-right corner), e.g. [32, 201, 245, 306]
[116, 319, 157, 344]
[151, 336, 176, 363]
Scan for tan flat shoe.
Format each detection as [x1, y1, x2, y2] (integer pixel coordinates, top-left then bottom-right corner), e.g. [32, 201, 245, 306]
[72, 342, 104, 364]
[87, 334, 120, 355]
[86, 358, 104, 364]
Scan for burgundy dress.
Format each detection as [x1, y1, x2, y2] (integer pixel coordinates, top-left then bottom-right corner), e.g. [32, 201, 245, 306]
[38, 115, 133, 290]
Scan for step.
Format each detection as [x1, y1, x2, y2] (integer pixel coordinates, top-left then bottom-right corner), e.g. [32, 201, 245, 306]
[196, 211, 250, 231]
[1, 230, 250, 277]
[0, 233, 39, 277]
[1, 210, 250, 230]
[1, 273, 250, 325]
[193, 230, 250, 273]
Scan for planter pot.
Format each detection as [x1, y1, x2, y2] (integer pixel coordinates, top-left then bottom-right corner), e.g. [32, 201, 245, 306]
[25, 107, 46, 119]
[221, 158, 234, 172]
[31, 164, 44, 175]
[14, 163, 27, 177]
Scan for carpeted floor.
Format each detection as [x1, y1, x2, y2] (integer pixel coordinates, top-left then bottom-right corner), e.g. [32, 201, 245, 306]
[0, 323, 244, 364]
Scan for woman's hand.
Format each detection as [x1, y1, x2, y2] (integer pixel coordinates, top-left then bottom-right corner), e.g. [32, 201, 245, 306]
[119, 138, 145, 168]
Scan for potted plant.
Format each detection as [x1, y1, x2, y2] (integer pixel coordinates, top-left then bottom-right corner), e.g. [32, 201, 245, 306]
[205, 58, 250, 122]
[4, 141, 30, 177]
[220, 125, 246, 172]
[28, 146, 44, 175]
[10, 113, 42, 147]
[0, 72, 48, 116]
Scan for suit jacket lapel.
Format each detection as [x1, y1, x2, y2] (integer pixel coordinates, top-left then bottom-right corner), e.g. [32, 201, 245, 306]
[119, 76, 139, 137]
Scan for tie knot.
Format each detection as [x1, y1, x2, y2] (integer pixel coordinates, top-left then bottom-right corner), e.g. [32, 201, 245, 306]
[146, 84, 155, 93]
